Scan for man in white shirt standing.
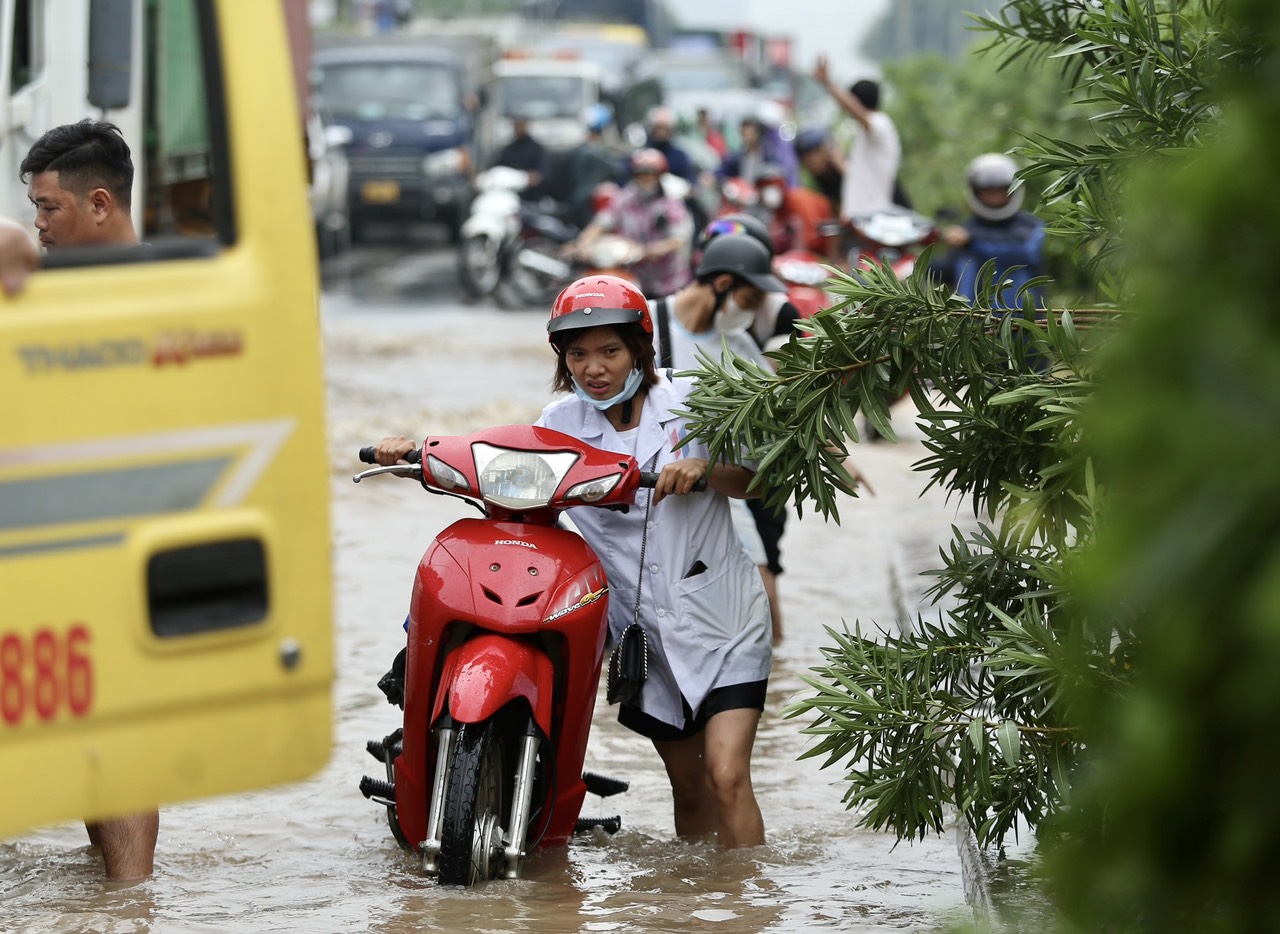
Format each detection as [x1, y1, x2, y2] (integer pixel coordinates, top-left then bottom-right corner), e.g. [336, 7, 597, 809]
[813, 56, 901, 219]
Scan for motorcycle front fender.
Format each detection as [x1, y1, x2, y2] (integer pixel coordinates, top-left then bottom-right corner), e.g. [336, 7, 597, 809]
[460, 214, 514, 241]
[433, 633, 555, 735]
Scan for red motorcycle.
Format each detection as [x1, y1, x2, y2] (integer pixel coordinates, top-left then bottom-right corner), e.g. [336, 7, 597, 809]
[771, 247, 835, 318]
[845, 207, 939, 279]
[354, 426, 650, 885]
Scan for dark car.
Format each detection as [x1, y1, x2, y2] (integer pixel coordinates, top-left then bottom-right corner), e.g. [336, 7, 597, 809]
[313, 45, 475, 242]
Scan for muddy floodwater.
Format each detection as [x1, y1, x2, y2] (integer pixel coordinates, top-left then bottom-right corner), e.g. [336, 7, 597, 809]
[1, 272, 986, 933]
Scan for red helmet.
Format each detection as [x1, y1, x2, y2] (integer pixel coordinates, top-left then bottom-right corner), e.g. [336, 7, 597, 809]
[629, 147, 668, 175]
[547, 275, 652, 349]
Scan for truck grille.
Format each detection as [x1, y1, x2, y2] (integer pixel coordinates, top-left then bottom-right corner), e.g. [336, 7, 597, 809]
[348, 152, 422, 179]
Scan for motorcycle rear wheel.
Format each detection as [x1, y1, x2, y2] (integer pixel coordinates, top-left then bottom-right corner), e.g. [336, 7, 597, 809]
[494, 235, 570, 310]
[437, 721, 507, 886]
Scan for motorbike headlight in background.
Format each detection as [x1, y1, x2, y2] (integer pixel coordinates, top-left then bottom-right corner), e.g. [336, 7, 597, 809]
[473, 445, 578, 509]
[427, 454, 470, 492]
[423, 147, 467, 178]
[589, 237, 642, 269]
[564, 474, 621, 504]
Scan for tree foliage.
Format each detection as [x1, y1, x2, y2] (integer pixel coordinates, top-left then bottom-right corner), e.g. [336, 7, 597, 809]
[680, 0, 1269, 925]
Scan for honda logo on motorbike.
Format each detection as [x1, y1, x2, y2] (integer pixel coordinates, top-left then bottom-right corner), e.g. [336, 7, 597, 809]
[494, 539, 536, 548]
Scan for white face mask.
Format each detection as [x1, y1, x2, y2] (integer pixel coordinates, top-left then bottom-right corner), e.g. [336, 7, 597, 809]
[760, 186, 783, 210]
[571, 368, 644, 411]
[716, 294, 756, 334]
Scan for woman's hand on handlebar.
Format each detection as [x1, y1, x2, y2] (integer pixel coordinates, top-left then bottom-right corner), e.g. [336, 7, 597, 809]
[373, 435, 418, 466]
[651, 457, 710, 504]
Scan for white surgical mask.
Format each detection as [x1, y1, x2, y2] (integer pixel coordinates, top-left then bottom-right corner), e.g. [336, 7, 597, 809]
[717, 294, 756, 334]
[571, 368, 644, 411]
[760, 186, 783, 210]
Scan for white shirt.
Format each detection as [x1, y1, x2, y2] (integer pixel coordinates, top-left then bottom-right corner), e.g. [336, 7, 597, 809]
[652, 303, 766, 373]
[649, 297, 770, 567]
[841, 110, 901, 218]
[535, 374, 771, 729]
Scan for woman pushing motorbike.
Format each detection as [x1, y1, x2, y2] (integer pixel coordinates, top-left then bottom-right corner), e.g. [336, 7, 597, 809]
[372, 275, 771, 849]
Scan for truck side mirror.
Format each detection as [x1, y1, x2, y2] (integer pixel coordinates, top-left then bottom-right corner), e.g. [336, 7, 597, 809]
[88, 0, 134, 110]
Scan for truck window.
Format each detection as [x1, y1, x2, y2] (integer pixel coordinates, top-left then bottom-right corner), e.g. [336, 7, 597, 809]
[139, 0, 232, 246]
[498, 75, 587, 120]
[9, 0, 42, 92]
[30, 0, 233, 272]
[315, 61, 462, 122]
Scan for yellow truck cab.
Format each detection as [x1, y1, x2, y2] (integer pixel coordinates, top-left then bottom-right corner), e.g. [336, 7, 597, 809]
[0, 0, 332, 838]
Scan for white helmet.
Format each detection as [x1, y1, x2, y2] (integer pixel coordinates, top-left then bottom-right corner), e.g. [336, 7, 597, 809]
[964, 153, 1024, 221]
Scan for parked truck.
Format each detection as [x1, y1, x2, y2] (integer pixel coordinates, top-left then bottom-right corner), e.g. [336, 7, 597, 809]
[313, 31, 500, 243]
[1, 0, 333, 839]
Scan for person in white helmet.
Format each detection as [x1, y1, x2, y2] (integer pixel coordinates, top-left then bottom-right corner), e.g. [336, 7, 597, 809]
[934, 153, 1046, 311]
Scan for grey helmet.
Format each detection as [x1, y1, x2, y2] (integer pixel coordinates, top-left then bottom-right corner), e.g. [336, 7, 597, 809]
[964, 153, 1025, 221]
[694, 234, 786, 292]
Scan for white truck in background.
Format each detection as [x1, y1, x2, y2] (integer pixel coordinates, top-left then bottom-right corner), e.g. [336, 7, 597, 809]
[0, 0, 340, 251]
[0, 0, 145, 227]
[476, 56, 606, 168]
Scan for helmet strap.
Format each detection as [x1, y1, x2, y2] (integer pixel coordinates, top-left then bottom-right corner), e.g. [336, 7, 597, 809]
[621, 398, 634, 425]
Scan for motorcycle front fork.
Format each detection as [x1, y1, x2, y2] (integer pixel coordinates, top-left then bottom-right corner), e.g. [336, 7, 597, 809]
[420, 715, 542, 880]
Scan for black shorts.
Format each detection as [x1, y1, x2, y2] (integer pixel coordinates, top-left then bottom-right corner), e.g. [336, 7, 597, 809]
[617, 679, 768, 743]
[747, 498, 788, 576]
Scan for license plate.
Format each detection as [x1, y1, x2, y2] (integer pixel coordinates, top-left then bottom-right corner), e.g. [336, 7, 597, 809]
[361, 180, 400, 204]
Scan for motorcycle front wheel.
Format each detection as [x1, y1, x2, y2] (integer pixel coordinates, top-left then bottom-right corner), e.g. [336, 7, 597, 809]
[437, 720, 507, 886]
[456, 233, 504, 298]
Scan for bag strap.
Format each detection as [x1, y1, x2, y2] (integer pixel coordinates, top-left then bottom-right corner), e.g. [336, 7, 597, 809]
[632, 453, 659, 627]
[654, 297, 673, 370]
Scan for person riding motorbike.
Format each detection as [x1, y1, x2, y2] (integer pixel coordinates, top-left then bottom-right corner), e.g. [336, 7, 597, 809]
[716, 101, 799, 189]
[643, 106, 697, 184]
[755, 164, 839, 260]
[564, 148, 692, 297]
[564, 104, 624, 228]
[931, 152, 1046, 310]
[490, 113, 552, 201]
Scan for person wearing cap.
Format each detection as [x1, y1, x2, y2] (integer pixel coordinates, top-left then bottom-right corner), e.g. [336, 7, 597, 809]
[649, 234, 794, 646]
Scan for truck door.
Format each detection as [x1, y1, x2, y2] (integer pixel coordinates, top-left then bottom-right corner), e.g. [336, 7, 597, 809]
[0, 0, 333, 837]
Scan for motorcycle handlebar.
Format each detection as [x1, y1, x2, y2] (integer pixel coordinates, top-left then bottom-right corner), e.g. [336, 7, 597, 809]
[358, 446, 422, 465]
[639, 471, 707, 492]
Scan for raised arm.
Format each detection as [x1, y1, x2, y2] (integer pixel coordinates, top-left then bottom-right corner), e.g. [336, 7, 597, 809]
[813, 55, 873, 131]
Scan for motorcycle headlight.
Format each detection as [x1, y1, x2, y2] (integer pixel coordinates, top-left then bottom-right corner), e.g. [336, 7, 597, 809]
[473, 444, 579, 509]
[423, 147, 466, 177]
[427, 454, 469, 492]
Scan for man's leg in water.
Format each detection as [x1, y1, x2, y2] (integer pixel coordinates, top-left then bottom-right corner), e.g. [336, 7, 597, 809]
[87, 811, 159, 881]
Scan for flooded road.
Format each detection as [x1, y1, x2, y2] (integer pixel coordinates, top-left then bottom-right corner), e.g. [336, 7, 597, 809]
[1, 244, 984, 933]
